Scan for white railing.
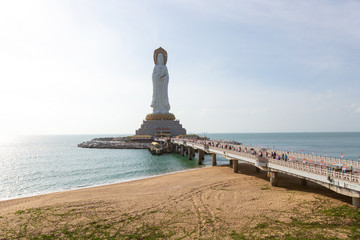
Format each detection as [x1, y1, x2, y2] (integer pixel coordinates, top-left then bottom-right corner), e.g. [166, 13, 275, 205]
[195, 138, 360, 167]
[268, 159, 360, 183]
[272, 150, 360, 168]
[208, 146, 259, 161]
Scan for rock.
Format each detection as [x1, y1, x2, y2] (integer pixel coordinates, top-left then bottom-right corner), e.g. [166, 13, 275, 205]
[78, 138, 151, 149]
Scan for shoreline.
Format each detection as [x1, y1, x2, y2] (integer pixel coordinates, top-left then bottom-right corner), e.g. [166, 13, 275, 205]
[0, 165, 350, 209]
[0, 165, 212, 203]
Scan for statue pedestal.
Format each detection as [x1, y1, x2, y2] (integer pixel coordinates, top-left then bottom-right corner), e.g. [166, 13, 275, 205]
[136, 115, 186, 137]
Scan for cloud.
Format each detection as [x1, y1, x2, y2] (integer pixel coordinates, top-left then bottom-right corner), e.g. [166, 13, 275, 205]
[179, 0, 360, 42]
[200, 108, 208, 116]
[250, 107, 270, 115]
[335, 103, 360, 114]
[311, 90, 334, 103]
[303, 56, 343, 71]
[1, 0, 359, 134]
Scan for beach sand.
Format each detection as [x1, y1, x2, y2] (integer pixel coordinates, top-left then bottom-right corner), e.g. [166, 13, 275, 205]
[0, 165, 357, 239]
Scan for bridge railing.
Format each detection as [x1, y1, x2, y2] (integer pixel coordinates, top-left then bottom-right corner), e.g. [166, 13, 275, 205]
[176, 140, 263, 162]
[172, 140, 256, 160]
[208, 146, 260, 161]
[221, 145, 360, 183]
[273, 150, 360, 168]
[215, 142, 358, 168]
[171, 139, 360, 183]
[268, 159, 360, 183]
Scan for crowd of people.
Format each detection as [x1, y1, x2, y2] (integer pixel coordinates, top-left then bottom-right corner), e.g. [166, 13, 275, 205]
[176, 137, 299, 163]
[169, 137, 357, 175]
[176, 137, 293, 161]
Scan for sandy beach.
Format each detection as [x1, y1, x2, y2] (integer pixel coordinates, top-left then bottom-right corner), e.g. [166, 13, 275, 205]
[0, 165, 358, 239]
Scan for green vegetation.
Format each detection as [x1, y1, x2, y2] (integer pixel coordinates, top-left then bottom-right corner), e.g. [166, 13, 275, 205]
[260, 185, 271, 190]
[1, 200, 359, 239]
[1, 206, 177, 239]
[229, 202, 360, 239]
[230, 230, 247, 240]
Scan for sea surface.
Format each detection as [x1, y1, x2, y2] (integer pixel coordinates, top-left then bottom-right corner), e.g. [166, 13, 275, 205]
[0, 132, 359, 201]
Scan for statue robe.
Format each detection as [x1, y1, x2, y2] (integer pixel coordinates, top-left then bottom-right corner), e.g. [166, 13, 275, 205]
[151, 64, 170, 113]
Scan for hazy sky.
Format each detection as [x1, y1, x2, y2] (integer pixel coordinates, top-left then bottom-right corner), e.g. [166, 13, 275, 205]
[1, 0, 359, 135]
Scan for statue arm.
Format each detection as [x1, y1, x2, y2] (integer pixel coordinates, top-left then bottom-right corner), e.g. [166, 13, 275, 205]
[153, 66, 168, 81]
[160, 67, 169, 81]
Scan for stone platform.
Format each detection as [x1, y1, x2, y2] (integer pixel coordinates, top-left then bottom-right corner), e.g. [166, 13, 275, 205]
[136, 119, 186, 137]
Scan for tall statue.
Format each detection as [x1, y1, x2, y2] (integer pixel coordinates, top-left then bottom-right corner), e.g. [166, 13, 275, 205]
[136, 47, 186, 136]
[151, 47, 170, 113]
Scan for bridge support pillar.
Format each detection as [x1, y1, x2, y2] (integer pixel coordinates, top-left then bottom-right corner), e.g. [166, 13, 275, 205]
[212, 154, 217, 166]
[187, 147, 192, 160]
[269, 172, 278, 187]
[300, 179, 307, 186]
[181, 145, 184, 156]
[174, 144, 178, 153]
[233, 159, 238, 173]
[229, 159, 233, 168]
[198, 150, 204, 165]
[200, 150, 205, 160]
[353, 197, 360, 208]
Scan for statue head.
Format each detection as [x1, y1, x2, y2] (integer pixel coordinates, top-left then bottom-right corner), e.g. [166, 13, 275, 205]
[157, 53, 164, 65]
[153, 47, 167, 65]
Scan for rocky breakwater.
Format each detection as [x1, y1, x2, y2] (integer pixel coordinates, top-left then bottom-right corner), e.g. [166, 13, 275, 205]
[78, 137, 151, 149]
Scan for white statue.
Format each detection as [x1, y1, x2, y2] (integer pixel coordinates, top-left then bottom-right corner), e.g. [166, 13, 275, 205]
[151, 47, 170, 113]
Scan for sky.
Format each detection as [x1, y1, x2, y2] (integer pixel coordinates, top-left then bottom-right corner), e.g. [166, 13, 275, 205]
[0, 0, 359, 135]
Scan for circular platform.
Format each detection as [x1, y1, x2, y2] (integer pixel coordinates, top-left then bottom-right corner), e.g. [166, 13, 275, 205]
[146, 113, 176, 121]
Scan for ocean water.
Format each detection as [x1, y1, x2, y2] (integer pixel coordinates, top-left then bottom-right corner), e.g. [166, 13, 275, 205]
[0, 135, 222, 201]
[0, 133, 359, 201]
